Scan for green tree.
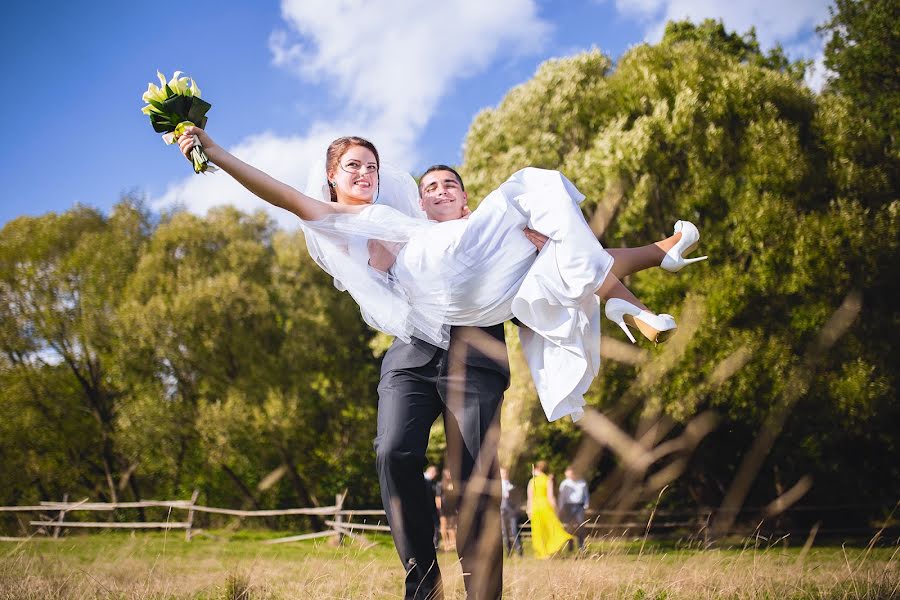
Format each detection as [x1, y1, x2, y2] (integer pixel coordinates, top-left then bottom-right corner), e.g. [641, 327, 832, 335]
[817, 0, 899, 208]
[119, 208, 381, 511]
[462, 28, 898, 523]
[663, 18, 808, 81]
[0, 201, 150, 504]
[117, 206, 280, 504]
[818, 0, 899, 140]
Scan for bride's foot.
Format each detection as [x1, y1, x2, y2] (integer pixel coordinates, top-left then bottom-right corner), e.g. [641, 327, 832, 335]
[604, 298, 677, 344]
[660, 220, 707, 272]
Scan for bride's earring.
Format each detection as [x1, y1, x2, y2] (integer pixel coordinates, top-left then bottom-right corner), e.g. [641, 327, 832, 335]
[329, 181, 337, 188]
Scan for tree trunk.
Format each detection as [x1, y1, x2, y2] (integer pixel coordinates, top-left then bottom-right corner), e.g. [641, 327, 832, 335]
[221, 465, 277, 528]
[282, 450, 324, 530]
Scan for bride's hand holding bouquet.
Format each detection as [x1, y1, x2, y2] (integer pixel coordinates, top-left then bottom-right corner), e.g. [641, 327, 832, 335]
[176, 126, 218, 162]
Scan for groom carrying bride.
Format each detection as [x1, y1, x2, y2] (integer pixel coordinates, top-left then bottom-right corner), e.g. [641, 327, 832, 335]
[176, 127, 702, 599]
[375, 165, 546, 600]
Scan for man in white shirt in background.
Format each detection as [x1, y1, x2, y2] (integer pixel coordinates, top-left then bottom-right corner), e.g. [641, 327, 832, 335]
[558, 465, 590, 552]
[424, 465, 441, 551]
[499, 467, 523, 557]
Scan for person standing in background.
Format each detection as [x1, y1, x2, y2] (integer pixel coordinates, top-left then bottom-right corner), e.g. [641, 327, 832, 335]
[424, 465, 441, 550]
[437, 467, 458, 552]
[527, 461, 571, 558]
[499, 467, 523, 557]
[558, 465, 590, 552]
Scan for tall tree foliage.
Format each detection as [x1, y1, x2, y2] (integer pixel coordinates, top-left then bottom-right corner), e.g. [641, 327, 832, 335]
[818, 0, 898, 208]
[463, 20, 898, 521]
[0, 202, 150, 504]
[818, 0, 899, 143]
[117, 207, 382, 510]
[0, 202, 382, 520]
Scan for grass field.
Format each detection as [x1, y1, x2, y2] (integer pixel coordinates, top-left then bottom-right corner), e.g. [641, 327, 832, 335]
[1, 530, 897, 599]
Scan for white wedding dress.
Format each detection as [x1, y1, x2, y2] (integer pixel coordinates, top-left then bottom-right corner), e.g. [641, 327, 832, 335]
[302, 167, 614, 422]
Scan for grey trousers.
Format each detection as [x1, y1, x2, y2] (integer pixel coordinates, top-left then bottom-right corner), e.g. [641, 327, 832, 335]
[559, 503, 587, 551]
[500, 507, 523, 556]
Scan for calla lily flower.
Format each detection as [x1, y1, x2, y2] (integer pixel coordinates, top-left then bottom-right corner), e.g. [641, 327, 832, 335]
[141, 70, 214, 173]
[168, 71, 191, 95]
[142, 82, 167, 104]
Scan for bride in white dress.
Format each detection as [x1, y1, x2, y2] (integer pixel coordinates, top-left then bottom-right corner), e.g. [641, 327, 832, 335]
[177, 129, 706, 421]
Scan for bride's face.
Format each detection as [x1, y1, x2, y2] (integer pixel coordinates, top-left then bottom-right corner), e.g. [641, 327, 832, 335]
[331, 145, 379, 205]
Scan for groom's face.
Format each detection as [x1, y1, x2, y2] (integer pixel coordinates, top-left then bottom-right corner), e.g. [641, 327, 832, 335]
[419, 170, 468, 222]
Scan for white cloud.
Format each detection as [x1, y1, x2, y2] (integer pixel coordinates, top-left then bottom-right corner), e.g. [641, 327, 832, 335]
[801, 48, 834, 93]
[155, 0, 550, 225]
[614, 0, 666, 21]
[270, 0, 549, 143]
[617, 0, 830, 46]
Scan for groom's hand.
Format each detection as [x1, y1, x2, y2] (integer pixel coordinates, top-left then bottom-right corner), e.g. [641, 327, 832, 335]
[523, 228, 549, 251]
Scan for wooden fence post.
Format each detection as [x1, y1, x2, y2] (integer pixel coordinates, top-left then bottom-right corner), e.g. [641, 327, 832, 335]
[333, 492, 345, 546]
[52, 494, 68, 539]
[185, 489, 200, 542]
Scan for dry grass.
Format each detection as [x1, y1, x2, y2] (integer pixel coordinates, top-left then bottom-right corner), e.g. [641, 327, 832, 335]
[1, 531, 897, 599]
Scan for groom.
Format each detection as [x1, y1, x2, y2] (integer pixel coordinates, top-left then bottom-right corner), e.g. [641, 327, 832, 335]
[375, 165, 544, 600]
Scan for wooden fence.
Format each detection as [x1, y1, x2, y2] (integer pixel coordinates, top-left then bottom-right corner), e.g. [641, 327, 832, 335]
[0, 497, 713, 545]
[9, 500, 838, 546]
[0, 492, 390, 547]
[1, 498, 886, 547]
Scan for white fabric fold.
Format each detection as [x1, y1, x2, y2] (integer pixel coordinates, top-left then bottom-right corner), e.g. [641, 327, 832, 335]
[502, 169, 613, 422]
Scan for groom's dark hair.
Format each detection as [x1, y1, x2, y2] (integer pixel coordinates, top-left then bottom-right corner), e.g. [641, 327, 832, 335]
[419, 164, 465, 195]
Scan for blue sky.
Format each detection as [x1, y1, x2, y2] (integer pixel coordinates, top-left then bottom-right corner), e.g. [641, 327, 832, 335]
[0, 0, 832, 228]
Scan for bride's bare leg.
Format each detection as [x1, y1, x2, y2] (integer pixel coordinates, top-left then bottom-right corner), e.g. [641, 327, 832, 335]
[605, 232, 682, 279]
[595, 272, 678, 344]
[594, 273, 647, 309]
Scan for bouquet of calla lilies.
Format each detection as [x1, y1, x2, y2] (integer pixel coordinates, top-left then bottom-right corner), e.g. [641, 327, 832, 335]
[141, 71, 215, 173]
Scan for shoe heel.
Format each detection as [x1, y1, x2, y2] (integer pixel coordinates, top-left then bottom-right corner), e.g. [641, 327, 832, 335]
[615, 319, 636, 344]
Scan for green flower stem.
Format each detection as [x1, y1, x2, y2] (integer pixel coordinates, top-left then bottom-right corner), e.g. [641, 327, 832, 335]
[191, 145, 211, 174]
[175, 120, 210, 174]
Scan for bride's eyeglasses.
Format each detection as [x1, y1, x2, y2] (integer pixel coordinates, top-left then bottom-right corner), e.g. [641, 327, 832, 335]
[341, 160, 378, 175]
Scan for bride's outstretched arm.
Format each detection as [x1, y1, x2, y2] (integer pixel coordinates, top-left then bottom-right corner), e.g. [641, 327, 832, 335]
[177, 126, 359, 221]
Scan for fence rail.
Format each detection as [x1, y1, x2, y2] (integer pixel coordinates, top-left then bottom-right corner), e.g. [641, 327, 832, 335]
[0, 492, 392, 545]
[3, 498, 882, 546]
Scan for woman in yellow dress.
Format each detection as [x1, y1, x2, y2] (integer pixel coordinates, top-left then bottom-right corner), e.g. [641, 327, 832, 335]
[527, 461, 572, 558]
